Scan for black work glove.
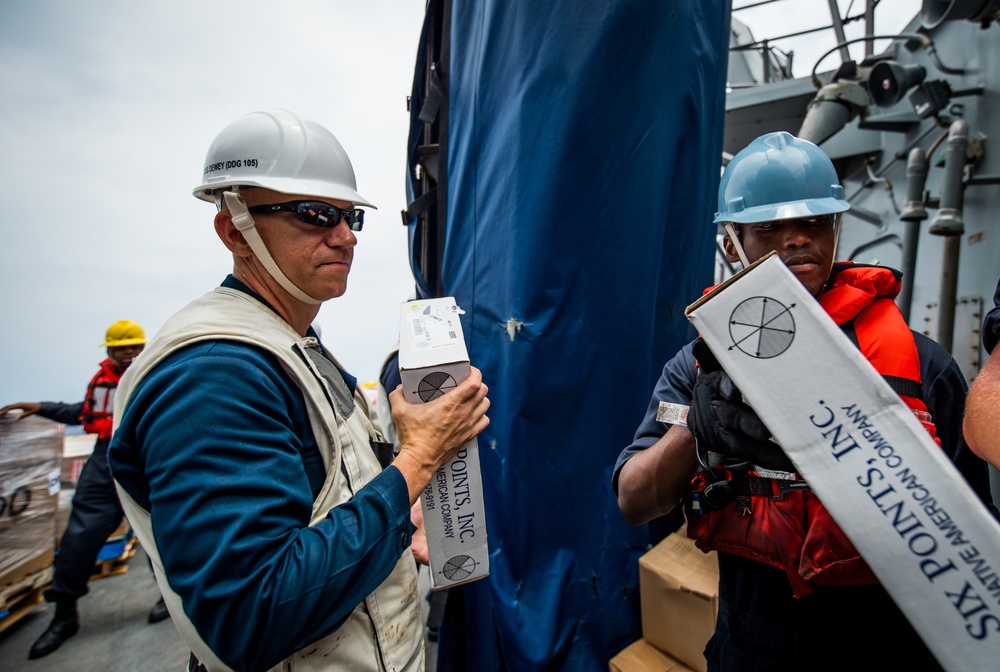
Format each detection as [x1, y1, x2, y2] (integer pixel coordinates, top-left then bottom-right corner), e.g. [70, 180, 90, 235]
[687, 338, 795, 472]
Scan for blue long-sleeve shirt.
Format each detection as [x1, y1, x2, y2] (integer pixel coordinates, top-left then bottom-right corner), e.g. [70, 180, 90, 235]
[109, 278, 415, 671]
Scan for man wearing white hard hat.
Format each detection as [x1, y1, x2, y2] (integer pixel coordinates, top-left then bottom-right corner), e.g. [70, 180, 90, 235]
[108, 110, 490, 672]
[1, 319, 170, 660]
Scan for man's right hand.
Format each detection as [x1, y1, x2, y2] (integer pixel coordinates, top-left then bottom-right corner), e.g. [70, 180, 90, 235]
[389, 366, 491, 503]
[0, 402, 42, 419]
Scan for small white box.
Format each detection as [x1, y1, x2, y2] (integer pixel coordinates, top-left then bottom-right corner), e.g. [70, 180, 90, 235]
[398, 297, 489, 590]
[685, 253, 1000, 671]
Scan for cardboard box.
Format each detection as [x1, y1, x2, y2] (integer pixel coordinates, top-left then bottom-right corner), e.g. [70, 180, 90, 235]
[609, 638, 696, 672]
[639, 532, 717, 672]
[398, 297, 489, 589]
[685, 252, 1000, 670]
[61, 433, 96, 487]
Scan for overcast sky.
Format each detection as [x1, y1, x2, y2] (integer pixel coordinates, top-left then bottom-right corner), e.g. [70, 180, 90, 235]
[0, 1, 918, 407]
[0, 1, 425, 405]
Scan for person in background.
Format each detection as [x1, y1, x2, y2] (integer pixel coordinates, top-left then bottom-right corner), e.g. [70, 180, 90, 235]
[377, 347, 403, 455]
[108, 109, 490, 672]
[964, 275, 1000, 469]
[0, 319, 169, 661]
[613, 132, 993, 671]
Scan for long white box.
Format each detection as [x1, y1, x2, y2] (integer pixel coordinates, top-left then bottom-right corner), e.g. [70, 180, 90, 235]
[398, 297, 489, 590]
[685, 252, 1000, 671]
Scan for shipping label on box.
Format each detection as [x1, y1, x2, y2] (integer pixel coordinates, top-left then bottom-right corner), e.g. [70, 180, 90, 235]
[639, 531, 717, 672]
[399, 297, 489, 590]
[685, 253, 1000, 671]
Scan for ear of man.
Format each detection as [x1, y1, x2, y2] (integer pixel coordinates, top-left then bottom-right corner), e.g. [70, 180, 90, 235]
[722, 230, 741, 265]
[215, 210, 251, 257]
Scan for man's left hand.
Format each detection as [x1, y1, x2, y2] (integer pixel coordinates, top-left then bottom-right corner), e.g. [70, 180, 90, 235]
[409, 501, 428, 565]
[688, 368, 795, 472]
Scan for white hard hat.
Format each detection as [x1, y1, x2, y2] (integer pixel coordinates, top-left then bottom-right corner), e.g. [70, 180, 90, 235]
[192, 109, 375, 208]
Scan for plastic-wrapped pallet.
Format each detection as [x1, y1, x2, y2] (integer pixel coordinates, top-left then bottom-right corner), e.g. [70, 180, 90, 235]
[0, 413, 62, 584]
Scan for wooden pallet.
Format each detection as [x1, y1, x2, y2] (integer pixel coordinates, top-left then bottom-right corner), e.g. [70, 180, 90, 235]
[0, 532, 140, 635]
[0, 565, 53, 635]
[91, 535, 139, 581]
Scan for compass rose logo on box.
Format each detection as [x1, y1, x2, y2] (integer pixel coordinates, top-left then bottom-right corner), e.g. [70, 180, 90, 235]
[728, 296, 796, 359]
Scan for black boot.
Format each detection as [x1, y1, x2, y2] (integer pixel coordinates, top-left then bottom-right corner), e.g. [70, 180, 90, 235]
[28, 599, 80, 659]
[148, 597, 170, 624]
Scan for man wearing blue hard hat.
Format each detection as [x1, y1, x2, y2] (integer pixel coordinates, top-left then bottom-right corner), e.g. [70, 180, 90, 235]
[613, 132, 993, 670]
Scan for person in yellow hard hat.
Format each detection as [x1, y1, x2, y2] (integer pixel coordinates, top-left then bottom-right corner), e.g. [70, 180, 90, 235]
[0, 319, 169, 660]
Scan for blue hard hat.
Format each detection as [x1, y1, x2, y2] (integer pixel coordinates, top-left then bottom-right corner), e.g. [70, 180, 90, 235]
[714, 131, 850, 225]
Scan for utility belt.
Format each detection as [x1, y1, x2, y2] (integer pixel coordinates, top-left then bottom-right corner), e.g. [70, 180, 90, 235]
[690, 465, 810, 515]
[685, 460, 875, 598]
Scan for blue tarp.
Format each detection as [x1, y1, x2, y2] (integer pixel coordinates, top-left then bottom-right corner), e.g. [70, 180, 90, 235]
[405, 2, 730, 669]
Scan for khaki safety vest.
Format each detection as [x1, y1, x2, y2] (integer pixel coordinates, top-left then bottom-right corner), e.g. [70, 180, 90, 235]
[113, 287, 423, 671]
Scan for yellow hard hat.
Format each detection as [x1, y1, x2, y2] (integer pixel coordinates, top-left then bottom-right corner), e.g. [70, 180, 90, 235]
[101, 320, 147, 347]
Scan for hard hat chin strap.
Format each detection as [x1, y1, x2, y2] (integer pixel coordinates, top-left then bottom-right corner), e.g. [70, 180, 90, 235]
[724, 223, 751, 268]
[222, 191, 323, 306]
[832, 214, 842, 260]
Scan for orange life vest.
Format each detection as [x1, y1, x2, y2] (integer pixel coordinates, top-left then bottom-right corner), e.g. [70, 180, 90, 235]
[82, 357, 123, 438]
[685, 262, 938, 598]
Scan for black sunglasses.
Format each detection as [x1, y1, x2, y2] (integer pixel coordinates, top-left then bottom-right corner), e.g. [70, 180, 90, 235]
[247, 201, 364, 231]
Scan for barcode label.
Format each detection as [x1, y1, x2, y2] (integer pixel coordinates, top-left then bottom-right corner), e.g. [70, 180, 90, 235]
[656, 402, 689, 426]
